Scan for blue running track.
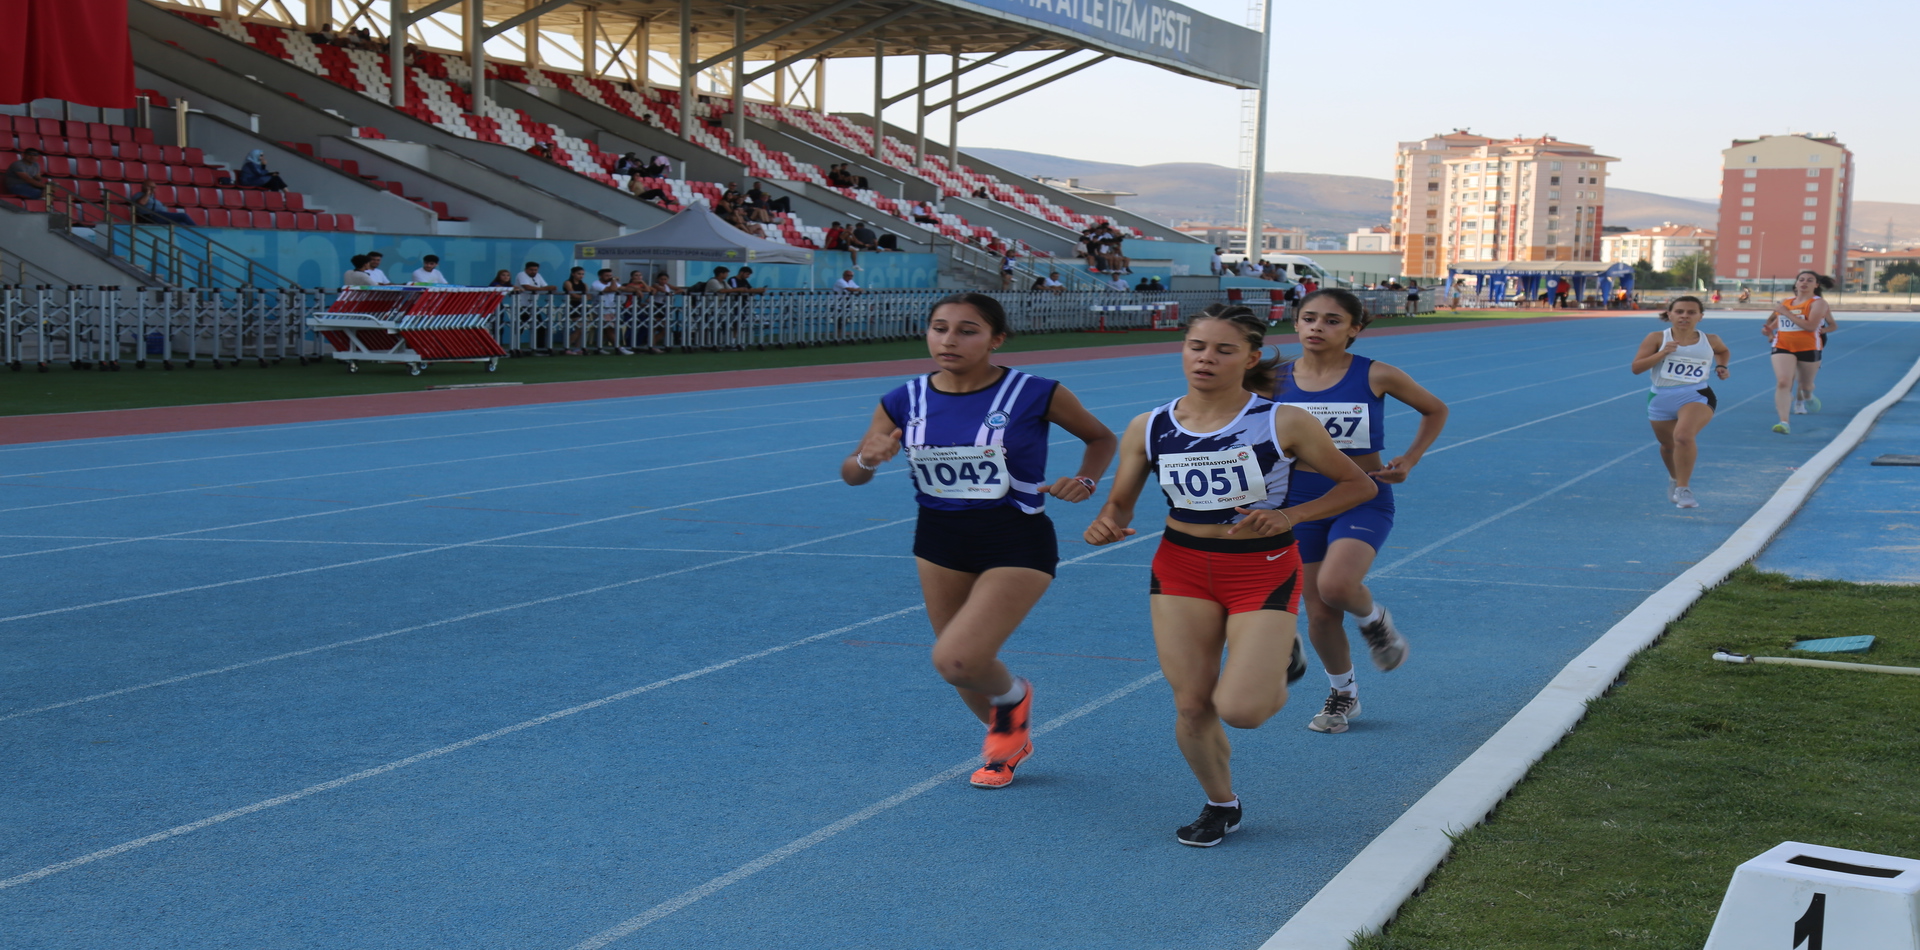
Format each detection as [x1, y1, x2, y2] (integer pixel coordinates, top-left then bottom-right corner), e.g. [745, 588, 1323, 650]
[4, 315, 1919, 949]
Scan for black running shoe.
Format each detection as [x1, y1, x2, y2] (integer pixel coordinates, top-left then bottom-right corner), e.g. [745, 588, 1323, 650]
[1287, 635, 1306, 684]
[1176, 803, 1243, 847]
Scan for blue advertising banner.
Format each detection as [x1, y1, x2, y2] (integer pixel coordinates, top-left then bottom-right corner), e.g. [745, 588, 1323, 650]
[943, 0, 1261, 87]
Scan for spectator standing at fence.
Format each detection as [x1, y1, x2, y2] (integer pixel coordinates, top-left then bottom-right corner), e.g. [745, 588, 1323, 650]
[699, 266, 734, 294]
[362, 252, 391, 285]
[5, 148, 49, 200]
[729, 266, 768, 295]
[834, 270, 863, 294]
[488, 269, 513, 287]
[128, 182, 195, 226]
[1001, 251, 1017, 291]
[1044, 271, 1065, 293]
[342, 254, 374, 288]
[1211, 247, 1225, 277]
[589, 267, 629, 354]
[559, 266, 591, 355]
[512, 261, 550, 293]
[412, 255, 449, 285]
[237, 150, 288, 192]
[1109, 273, 1131, 291]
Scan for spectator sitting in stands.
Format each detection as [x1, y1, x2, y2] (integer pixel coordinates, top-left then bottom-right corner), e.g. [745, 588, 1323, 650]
[833, 269, 863, 294]
[343, 254, 374, 288]
[129, 183, 194, 227]
[348, 27, 377, 50]
[971, 185, 989, 199]
[629, 175, 669, 205]
[613, 152, 643, 176]
[826, 164, 852, 188]
[1103, 228, 1130, 274]
[746, 181, 789, 217]
[739, 183, 774, 223]
[642, 155, 670, 178]
[488, 269, 513, 287]
[912, 202, 940, 225]
[823, 221, 847, 251]
[848, 221, 881, 253]
[5, 148, 48, 200]
[237, 150, 287, 191]
[526, 142, 557, 163]
[412, 254, 449, 284]
[722, 181, 744, 206]
[307, 22, 340, 45]
[849, 165, 871, 189]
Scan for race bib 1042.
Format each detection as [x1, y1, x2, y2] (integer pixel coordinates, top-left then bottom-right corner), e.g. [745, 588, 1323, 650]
[908, 445, 1009, 499]
[1158, 446, 1268, 511]
[1284, 403, 1373, 452]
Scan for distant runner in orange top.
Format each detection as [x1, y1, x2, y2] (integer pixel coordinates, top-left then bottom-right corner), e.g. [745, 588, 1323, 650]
[1760, 270, 1838, 434]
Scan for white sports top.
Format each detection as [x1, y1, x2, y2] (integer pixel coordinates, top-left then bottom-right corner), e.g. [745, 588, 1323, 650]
[1652, 327, 1714, 390]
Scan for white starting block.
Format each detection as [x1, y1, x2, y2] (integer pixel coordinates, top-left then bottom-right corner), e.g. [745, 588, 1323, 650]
[1704, 841, 1920, 950]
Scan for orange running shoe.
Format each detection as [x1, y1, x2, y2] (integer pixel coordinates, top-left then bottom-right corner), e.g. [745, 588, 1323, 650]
[969, 741, 1032, 789]
[981, 678, 1033, 765]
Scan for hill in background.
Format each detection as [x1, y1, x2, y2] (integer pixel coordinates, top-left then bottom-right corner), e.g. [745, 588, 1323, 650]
[967, 147, 1920, 246]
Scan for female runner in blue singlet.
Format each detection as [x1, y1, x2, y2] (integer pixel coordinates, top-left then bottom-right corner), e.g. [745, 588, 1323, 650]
[1085, 303, 1375, 846]
[841, 293, 1117, 790]
[1260, 289, 1448, 735]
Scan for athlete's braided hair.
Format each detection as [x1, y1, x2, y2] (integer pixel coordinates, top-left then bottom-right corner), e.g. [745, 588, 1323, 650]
[1188, 302, 1280, 394]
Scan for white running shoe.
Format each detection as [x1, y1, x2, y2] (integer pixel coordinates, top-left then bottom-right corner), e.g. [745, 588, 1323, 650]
[1307, 690, 1361, 734]
[1668, 483, 1679, 504]
[1792, 398, 1807, 415]
[1673, 487, 1699, 509]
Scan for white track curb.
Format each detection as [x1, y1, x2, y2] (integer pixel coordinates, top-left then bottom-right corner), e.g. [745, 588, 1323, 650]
[1261, 354, 1920, 950]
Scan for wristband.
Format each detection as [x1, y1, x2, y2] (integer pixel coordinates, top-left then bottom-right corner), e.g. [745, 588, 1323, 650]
[853, 454, 878, 471]
[1278, 509, 1293, 531]
[1073, 476, 1097, 492]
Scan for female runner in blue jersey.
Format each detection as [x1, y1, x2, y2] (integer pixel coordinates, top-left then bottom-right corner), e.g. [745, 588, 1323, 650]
[1259, 289, 1447, 735]
[1084, 304, 1375, 846]
[841, 293, 1116, 789]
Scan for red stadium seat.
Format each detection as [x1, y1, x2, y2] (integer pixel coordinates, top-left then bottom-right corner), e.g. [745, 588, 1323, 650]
[160, 145, 184, 165]
[137, 144, 164, 163]
[204, 209, 229, 227]
[273, 211, 296, 228]
[313, 213, 335, 231]
[153, 185, 176, 205]
[234, 210, 259, 228]
[40, 156, 69, 176]
[285, 192, 304, 212]
[86, 122, 110, 141]
[220, 191, 244, 209]
[75, 181, 103, 200]
[242, 190, 265, 210]
[38, 138, 69, 157]
[294, 212, 316, 229]
[109, 125, 133, 144]
[185, 207, 209, 226]
[121, 162, 148, 183]
[72, 157, 98, 178]
[333, 214, 353, 231]
[262, 191, 285, 211]
[98, 160, 124, 181]
[13, 133, 40, 152]
[183, 147, 204, 165]
[190, 167, 215, 187]
[34, 118, 59, 136]
[133, 127, 154, 144]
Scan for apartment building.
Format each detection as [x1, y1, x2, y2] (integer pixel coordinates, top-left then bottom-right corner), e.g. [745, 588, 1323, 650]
[1714, 134, 1854, 286]
[1173, 222, 1308, 256]
[1601, 223, 1717, 270]
[1439, 137, 1616, 266]
[1389, 131, 1494, 279]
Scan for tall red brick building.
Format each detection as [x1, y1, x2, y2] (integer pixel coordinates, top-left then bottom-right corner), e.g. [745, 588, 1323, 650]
[1715, 134, 1854, 288]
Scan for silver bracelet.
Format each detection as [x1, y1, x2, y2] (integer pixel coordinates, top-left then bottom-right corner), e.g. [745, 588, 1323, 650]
[853, 454, 879, 472]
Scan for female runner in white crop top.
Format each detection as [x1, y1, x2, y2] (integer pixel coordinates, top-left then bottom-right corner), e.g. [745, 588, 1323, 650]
[1630, 295, 1730, 509]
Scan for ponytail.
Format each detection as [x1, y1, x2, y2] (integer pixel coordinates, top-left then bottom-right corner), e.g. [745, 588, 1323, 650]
[1189, 302, 1282, 393]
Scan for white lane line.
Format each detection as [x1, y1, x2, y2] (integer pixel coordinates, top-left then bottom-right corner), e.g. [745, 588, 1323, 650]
[1382, 575, 1660, 593]
[0, 603, 935, 892]
[562, 670, 1168, 950]
[0, 413, 866, 515]
[0, 458, 859, 624]
[0, 517, 913, 724]
[0, 391, 877, 478]
[1374, 387, 1776, 580]
[0, 436, 849, 565]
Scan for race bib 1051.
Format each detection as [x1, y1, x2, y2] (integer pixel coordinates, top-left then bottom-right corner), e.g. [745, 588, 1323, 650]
[1158, 446, 1268, 511]
[908, 445, 1009, 499]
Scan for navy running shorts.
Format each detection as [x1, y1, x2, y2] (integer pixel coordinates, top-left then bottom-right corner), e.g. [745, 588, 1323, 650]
[1284, 468, 1396, 563]
[913, 505, 1059, 576]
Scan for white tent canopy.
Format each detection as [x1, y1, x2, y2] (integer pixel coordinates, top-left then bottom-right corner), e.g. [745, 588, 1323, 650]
[573, 206, 814, 265]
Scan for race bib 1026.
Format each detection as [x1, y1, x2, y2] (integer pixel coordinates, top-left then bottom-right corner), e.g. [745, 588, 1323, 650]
[1657, 354, 1710, 387]
[908, 445, 1009, 499]
[1158, 446, 1268, 511]
[1284, 403, 1373, 452]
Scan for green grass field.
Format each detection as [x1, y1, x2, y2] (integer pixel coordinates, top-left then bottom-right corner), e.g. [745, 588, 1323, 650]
[1354, 567, 1920, 950]
[0, 311, 1509, 417]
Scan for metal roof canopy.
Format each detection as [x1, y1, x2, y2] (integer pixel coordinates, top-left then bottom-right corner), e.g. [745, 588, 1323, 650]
[460, 0, 1262, 89]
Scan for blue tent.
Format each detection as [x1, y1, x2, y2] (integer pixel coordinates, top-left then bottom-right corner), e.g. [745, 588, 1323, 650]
[1445, 261, 1635, 305]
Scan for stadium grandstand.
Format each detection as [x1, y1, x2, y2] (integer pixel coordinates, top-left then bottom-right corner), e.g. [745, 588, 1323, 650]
[2, 0, 1262, 291]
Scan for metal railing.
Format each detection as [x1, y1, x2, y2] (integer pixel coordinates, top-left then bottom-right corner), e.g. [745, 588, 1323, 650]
[37, 181, 296, 289]
[0, 285, 1443, 373]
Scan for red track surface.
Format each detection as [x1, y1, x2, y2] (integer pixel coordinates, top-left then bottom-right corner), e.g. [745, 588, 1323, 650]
[1, 315, 1603, 446]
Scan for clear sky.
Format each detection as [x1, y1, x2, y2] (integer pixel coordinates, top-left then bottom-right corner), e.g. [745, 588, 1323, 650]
[821, 0, 1915, 204]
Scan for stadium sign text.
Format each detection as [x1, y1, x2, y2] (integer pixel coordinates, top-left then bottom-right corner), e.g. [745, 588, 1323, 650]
[954, 0, 1260, 87]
